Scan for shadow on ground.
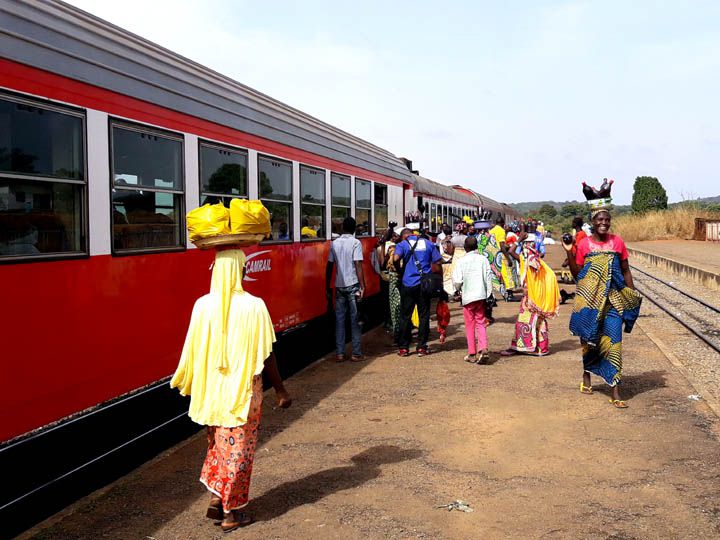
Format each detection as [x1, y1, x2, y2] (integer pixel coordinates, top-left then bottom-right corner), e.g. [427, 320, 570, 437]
[250, 445, 424, 522]
[591, 370, 669, 399]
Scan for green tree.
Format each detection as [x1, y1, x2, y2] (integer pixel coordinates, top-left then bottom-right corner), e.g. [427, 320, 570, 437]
[631, 176, 668, 213]
[560, 202, 586, 218]
[538, 203, 558, 217]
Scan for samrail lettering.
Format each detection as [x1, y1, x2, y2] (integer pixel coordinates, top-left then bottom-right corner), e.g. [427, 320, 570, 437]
[243, 250, 271, 282]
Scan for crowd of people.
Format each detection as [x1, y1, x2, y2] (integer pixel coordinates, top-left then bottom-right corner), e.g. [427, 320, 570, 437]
[327, 203, 638, 411]
[170, 184, 640, 529]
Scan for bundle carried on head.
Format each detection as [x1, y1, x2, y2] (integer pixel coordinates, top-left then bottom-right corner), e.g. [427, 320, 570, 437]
[581, 178, 614, 217]
[187, 199, 271, 248]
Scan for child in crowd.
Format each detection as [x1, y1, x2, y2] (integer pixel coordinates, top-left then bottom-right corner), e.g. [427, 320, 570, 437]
[452, 236, 494, 364]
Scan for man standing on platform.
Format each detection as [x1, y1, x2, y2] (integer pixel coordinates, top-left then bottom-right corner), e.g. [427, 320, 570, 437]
[326, 217, 366, 362]
[393, 228, 442, 357]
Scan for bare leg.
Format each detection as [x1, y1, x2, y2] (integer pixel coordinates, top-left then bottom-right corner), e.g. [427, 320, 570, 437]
[264, 352, 292, 408]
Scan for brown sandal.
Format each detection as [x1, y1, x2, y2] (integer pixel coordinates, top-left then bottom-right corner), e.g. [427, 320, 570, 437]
[335, 354, 346, 362]
[221, 510, 253, 532]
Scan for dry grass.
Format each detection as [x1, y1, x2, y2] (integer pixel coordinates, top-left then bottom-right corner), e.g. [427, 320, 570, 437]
[612, 205, 720, 242]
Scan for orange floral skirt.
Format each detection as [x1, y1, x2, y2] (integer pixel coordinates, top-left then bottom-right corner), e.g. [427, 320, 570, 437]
[199, 376, 263, 511]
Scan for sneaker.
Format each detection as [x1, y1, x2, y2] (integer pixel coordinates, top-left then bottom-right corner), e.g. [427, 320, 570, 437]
[397, 348, 410, 357]
[417, 347, 431, 357]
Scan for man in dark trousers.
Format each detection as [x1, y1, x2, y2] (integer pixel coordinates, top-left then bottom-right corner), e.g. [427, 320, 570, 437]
[393, 228, 442, 357]
[326, 217, 366, 362]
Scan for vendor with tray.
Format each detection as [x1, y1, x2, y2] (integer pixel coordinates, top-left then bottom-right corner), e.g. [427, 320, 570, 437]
[171, 199, 291, 532]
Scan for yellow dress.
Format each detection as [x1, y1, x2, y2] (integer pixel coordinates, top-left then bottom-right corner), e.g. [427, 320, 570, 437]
[171, 250, 276, 427]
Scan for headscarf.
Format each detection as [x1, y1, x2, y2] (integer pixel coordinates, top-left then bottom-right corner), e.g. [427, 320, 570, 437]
[588, 198, 612, 219]
[210, 249, 246, 372]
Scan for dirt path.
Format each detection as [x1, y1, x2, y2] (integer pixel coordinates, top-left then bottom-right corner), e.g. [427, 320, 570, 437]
[26, 249, 720, 540]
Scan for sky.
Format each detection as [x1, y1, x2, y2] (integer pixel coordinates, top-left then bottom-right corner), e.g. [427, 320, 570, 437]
[65, 0, 720, 205]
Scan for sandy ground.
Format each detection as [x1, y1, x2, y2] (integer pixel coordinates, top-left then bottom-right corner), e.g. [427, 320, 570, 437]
[628, 240, 720, 274]
[25, 247, 720, 540]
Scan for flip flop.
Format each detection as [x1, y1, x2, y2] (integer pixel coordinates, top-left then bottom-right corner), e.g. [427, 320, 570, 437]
[580, 383, 593, 395]
[335, 354, 346, 362]
[499, 349, 517, 357]
[464, 354, 477, 363]
[609, 399, 629, 409]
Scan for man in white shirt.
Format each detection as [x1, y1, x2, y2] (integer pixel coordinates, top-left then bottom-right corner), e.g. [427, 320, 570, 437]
[326, 217, 365, 362]
[452, 236, 494, 364]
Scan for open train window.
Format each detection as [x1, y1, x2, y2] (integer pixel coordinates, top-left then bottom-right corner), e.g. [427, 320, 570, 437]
[110, 121, 184, 253]
[374, 184, 388, 233]
[355, 179, 371, 237]
[259, 155, 293, 242]
[300, 165, 325, 241]
[0, 94, 86, 261]
[199, 141, 247, 206]
[330, 173, 350, 237]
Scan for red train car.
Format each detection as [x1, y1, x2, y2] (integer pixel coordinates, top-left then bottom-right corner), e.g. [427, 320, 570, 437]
[0, 1, 410, 531]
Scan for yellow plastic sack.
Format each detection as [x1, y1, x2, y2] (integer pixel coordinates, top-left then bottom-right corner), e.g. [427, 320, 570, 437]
[187, 203, 230, 242]
[229, 199, 271, 235]
[411, 306, 419, 328]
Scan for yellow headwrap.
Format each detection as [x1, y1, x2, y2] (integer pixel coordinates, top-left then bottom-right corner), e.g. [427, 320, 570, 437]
[210, 249, 246, 371]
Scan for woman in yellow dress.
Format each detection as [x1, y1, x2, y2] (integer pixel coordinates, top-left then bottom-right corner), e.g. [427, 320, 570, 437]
[171, 249, 291, 532]
[500, 234, 560, 356]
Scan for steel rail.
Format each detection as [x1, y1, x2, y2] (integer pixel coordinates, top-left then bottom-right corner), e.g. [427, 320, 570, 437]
[632, 274, 720, 355]
[630, 265, 720, 314]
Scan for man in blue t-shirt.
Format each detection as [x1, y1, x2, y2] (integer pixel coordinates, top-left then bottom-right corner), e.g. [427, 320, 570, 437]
[393, 229, 442, 357]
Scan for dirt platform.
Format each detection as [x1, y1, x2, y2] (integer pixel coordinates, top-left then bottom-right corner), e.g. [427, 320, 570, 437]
[25, 270, 720, 539]
[628, 240, 720, 275]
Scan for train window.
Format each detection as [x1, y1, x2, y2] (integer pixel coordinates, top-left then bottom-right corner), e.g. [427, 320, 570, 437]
[430, 202, 437, 230]
[110, 122, 184, 252]
[0, 95, 86, 259]
[199, 142, 247, 205]
[374, 184, 388, 232]
[259, 155, 293, 242]
[355, 179, 371, 237]
[331, 173, 350, 236]
[300, 165, 325, 240]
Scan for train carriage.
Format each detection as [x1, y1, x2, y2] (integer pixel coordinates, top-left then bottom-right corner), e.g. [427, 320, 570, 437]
[0, 0, 410, 529]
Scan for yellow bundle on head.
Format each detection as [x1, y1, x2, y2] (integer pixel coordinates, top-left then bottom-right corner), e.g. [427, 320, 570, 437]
[187, 203, 230, 242]
[229, 199, 271, 235]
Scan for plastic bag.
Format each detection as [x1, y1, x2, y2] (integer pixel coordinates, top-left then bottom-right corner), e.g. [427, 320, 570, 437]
[187, 203, 230, 242]
[229, 199, 271, 235]
[411, 305, 419, 328]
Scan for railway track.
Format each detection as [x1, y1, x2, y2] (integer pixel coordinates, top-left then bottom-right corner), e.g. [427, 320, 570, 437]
[631, 265, 720, 354]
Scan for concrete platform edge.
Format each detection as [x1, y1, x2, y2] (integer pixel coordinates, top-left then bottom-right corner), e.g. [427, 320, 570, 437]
[628, 247, 720, 292]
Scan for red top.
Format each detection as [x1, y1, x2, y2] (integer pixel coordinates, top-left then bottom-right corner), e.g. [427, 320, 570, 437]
[576, 233, 629, 266]
[571, 230, 587, 257]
